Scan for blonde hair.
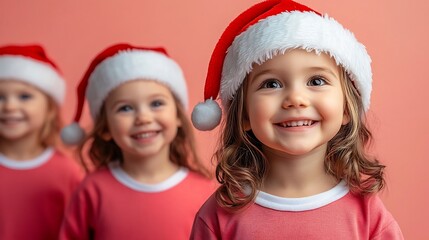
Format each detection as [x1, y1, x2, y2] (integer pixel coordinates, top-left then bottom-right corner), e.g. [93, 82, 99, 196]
[39, 95, 63, 148]
[79, 94, 211, 178]
[215, 67, 385, 212]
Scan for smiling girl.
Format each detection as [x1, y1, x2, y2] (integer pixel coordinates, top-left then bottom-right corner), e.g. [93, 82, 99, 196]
[59, 43, 213, 240]
[190, 0, 403, 239]
[0, 45, 83, 240]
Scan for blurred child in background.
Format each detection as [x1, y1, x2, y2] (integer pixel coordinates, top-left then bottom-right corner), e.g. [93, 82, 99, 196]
[0, 44, 83, 240]
[60, 43, 214, 240]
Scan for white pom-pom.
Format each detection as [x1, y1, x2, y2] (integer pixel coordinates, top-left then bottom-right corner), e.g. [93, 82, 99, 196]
[191, 99, 222, 131]
[60, 122, 86, 145]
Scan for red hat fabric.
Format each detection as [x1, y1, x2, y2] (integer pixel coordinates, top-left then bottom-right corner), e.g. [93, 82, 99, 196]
[61, 43, 188, 145]
[0, 44, 65, 104]
[191, 0, 372, 131]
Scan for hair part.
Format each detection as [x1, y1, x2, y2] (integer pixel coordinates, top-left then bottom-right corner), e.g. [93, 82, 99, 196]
[215, 67, 385, 212]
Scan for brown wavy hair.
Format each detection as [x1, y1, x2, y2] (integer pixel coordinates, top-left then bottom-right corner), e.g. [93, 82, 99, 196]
[215, 67, 385, 212]
[78, 94, 210, 178]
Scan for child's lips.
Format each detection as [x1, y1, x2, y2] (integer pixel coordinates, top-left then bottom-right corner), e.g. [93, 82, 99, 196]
[131, 131, 159, 139]
[0, 117, 24, 125]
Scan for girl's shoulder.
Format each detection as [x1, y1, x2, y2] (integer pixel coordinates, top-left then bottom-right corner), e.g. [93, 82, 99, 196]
[80, 166, 112, 183]
[194, 192, 225, 218]
[49, 150, 82, 170]
[46, 150, 84, 183]
[70, 166, 117, 198]
[181, 169, 217, 194]
[186, 170, 214, 184]
[344, 192, 403, 237]
[361, 194, 396, 222]
[346, 192, 389, 212]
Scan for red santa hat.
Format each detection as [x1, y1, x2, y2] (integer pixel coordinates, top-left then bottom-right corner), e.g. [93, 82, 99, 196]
[61, 43, 188, 145]
[0, 44, 65, 104]
[191, 0, 372, 131]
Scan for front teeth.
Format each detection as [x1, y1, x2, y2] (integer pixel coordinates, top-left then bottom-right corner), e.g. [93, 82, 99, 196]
[281, 120, 313, 127]
[134, 132, 157, 139]
[0, 119, 22, 124]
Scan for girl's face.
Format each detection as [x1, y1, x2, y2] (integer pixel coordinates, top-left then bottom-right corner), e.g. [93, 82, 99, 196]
[0, 80, 50, 142]
[245, 49, 349, 157]
[103, 80, 181, 162]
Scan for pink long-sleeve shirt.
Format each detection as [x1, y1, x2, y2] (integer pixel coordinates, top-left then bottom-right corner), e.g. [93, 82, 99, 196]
[191, 181, 403, 239]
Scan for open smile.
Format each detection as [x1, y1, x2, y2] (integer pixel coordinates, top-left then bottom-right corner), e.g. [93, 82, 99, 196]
[0, 117, 25, 125]
[276, 120, 317, 128]
[131, 131, 160, 139]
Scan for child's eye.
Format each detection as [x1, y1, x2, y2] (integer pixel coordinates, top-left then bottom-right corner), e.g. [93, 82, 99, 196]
[117, 105, 133, 112]
[19, 93, 33, 101]
[151, 99, 165, 108]
[308, 76, 327, 86]
[261, 79, 282, 89]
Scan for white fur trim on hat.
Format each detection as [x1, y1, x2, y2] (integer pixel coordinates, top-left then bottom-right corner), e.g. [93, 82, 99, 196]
[86, 49, 188, 119]
[0, 55, 65, 104]
[222, 11, 372, 111]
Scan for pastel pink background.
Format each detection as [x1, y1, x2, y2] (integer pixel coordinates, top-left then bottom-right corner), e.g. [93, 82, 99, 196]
[0, 0, 427, 238]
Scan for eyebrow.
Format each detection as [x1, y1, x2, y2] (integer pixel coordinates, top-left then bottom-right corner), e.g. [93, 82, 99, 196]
[250, 66, 339, 81]
[108, 93, 170, 107]
[305, 66, 339, 79]
[248, 69, 272, 82]
[106, 100, 128, 111]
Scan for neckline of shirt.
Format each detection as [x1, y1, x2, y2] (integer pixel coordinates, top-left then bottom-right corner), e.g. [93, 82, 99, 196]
[108, 161, 189, 192]
[255, 180, 349, 211]
[0, 148, 54, 170]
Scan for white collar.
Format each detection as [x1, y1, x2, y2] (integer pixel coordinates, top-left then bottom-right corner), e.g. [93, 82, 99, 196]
[108, 161, 189, 192]
[255, 180, 349, 211]
[0, 148, 54, 170]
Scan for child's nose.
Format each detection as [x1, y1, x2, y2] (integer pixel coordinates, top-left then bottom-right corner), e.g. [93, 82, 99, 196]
[282, 87, 310, 109]
[134, 110, 153, 125]
[2, 97, 19, 111]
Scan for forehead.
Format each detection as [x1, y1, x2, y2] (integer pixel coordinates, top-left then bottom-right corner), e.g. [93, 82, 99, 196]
[0, 79, 42, 92]
[106, 79, 174, 100]
[250, 49, 339, 75]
